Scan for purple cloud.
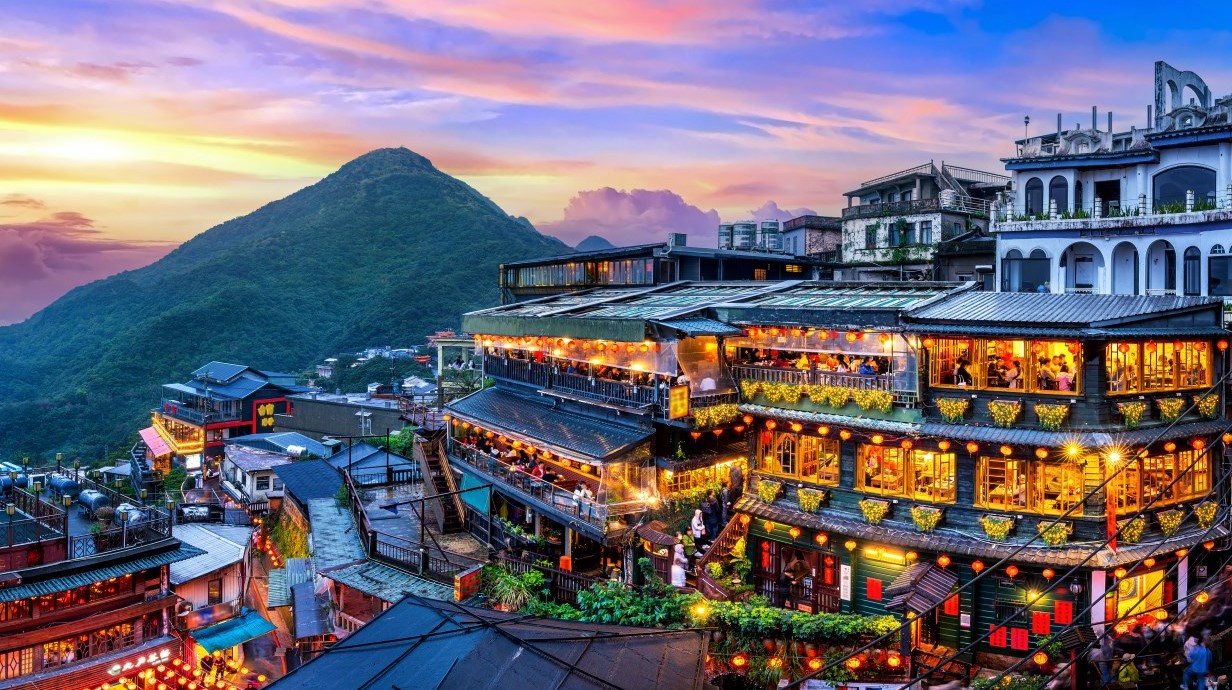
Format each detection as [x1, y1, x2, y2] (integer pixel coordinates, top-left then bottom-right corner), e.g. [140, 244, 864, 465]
[538, 187, 720, 247]
[748, 201, 818, 223]
[0, 194, 47, 210]
[0, 210, 175, 324]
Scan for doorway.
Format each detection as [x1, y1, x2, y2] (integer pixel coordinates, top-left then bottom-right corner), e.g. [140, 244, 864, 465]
[1095, 180, 1121, 216]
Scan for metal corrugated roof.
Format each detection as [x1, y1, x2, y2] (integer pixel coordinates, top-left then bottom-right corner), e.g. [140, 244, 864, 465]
[1, 543, 206, 602]
[909, 324, 1230, 338]
[268, 557, 313, 608]
[884, 562, 957, 615]
[193, 361, 250, 383]
[322, 561, 453, 604]
[223, 445, 291, 472]
[307, 499, 366, 571]
[446, 387, 653, 461]
[230, 432, 329, 458]
[652, 318, 745, 336]
[908, 291, 1217, 325]
[292, 581, 333, 639]
[170, 524, 253, 585]
[192, 610, 277, 653]
[273, 460, 343, 503]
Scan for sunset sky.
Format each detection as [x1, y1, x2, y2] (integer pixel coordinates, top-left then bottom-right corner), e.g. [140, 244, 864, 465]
[1, 1, 1229, 324]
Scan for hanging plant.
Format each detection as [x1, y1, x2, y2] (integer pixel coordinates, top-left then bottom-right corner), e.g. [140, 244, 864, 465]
[693, 403, 741, 429]
[1037, 522, 1072, 547]
[1157, 509, 1184, 537]
[740, 380, 763, 401]
[852, 388, 893, 413]
[1119, 516, 1146, 544]
[1156, 397, 1185, 423]
[1194, 394, 1220, 419]
[1195, 501, 1218, 529]
[1118, 401, 1147, 430]
[806, 385, 850, 409]
[797, 487, 825, 513]
[911, 505, 942, 532]
[936, 398, 969, 424]
[980, 515, 1015, 542]
[757, 479, 782, 503]
[987, 400, 1022, 428]
[858, 498, 890, 525]
[1033, 403, 1069, 431]
[764, 382, 803, 404]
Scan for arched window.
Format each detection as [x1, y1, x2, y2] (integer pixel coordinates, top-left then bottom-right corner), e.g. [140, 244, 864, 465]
[1024, 178, 1043, 215]
[1211, 244, 1226, 255]
[1029, 249, 1048, 260]
[1049, 175, 1069, 214]
[1184, 247, 1201, 295]
[1154, 166, 1216, 209]
[1002, 249, 1049, 292]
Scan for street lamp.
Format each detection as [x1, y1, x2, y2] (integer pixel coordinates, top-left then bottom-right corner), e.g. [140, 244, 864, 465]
[73, 460, 80, 481]
[55, 452, 62, 472]
[5, 503, 14, 547]
[120, 509, 130, 548]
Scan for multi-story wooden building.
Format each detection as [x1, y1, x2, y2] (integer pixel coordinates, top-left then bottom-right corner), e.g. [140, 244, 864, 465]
[0, 472, 201, 690]
[452, 277, 1229, 665]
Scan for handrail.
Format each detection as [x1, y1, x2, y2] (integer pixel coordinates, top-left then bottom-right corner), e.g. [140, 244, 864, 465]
[942, 163, 1009, 185]
[451, 444, 610, 530]
[432, 435, 467, 529]
[695, 516, 748, 601]
[497, 553, 600, 605]
[859, 163, 935, 189]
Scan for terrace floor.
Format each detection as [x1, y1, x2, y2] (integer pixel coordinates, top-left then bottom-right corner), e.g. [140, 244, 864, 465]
[355, 483, 488, 563]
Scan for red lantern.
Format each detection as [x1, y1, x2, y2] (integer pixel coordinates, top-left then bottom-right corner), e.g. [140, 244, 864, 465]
[1192, 438, 1206, 450]
[901, 439, 913, 450]
[818, 425, 829, 436]
[922, 337, 934, 349]
[690, 431, 702, 440]
[763, 521, 774, 532]
[815, 533, 828, 546]
[1000, 445, 1013, 456]
[1042, 568, 1055, 580]
[937, 439, 950, 451]
[966, 441, 979, 454]
[742, 414, 754, 424]
[1068, 342, 1081, 355]
[1164, 441, 1177, 453]
[790, 422, 803, 433]
[765, 420, 777, 430]
[1005, 564, 1019, 578]
[871, 434, 883, 445]
[733, 425, 745, 433]
[1118, 343, 1130, 354]
[845, 331, 858, 343]
[1219, 340, 1228, 351]
[937, 554, 951, 568]
[789, 527, 802, 539]
[839, 429, 852, 441]
[1035, 447, 1048, 459]
[1146, 342, 1158, 353]
[971, 560, 985, 573]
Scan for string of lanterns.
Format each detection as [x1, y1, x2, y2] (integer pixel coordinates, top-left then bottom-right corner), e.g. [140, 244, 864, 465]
[91, 657, 265, 690]
[476, 334, 661, 354]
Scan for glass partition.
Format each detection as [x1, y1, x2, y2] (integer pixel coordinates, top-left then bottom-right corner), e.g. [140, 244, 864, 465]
[1106, 341, 1211, 394]
[931, 338, 1082, 393]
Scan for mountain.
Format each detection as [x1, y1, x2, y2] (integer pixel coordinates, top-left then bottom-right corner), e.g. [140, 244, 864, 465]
[0, 147, 569, 458]
[574, 235, 615, 252]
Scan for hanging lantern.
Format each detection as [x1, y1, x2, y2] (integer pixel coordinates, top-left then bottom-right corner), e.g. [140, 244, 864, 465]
[901, 439, 913, 450]
[878, 333, 891, 346]
[938, 440, 951, 451]
[839, 429, 852, 441]
[844, 539, 857, 551]
[743, 414, 754, 424]
[1223, 433, 1232, 445]
[1033, 650, 1049, 666]
[1113, 567, 1128, 579]
[845, 331, 858, 343]
[966, 442, 979, 454]
[886, 653, 902, 669]
[1005, 564, 1019, 578]
[1118, 343, 1130, 354]
[922, 337, 934, 349]
[690, 431, 702, 440]
[767, 657, 783, 669]
[1000, 445, 1013, 456]
[789, 527, 802, 539]
[1219, 340, 1229, 351]
[1068, 341, 1081, 355]
[739, 514, 750, 526]
[733, 425, 746, 433]
[1035, 447, 1048, 459]
[1164, 441, 1177, 453]
[871, 434, 883, 445]
[1145, 342, 1158, 353]
[763, 521, 774, 532]
[442, 414, 452, 422]
[1197, 591, 1211, 604]
[815, 533, 828, 546]
[731, 653, 748, 668]
[846, 657, 861, 670]
[1204, 541, 1216, 550]
[1144, 557, 1156, 568]
[596, 343, 606, 352]
[818, 425, 830, 436]
[807, 657, 823, 671]
[712, 428, 724, 437]
[640, 344, 650, 353]
[1042, 568, 1055, 580]
[937, 554, 951, 568]
[971, 560, 985, 573]
[828, 331, 839, 340]
[791, 422, 803, 433]
[792, 328, 802, 337]
[1192, 438, 1206, 450]
[905, 551, 918, 561]
[625, 344, 636, 354]
[1196, 342, 1207, 352]
[1153, 609, 1168, 621]
[1174, 340, 1184, 350]
[765, 420, 777, 430]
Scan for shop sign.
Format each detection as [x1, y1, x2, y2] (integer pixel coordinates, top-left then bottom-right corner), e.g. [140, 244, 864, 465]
[668, 386, 690, 419]
[839, 564, 851, 601]
[108, 648, 171, 676]
[183, 601, 238, 630]
[455, 564, 484, 601]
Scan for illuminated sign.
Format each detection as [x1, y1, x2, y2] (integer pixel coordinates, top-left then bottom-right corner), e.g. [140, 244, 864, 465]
[668, 385, 690, 420]
[256, 402, 278, 430]
[108, 648, 171, 676]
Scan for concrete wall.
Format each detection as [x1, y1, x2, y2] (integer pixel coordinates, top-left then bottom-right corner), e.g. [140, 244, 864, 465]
[175, 562, 245, 610]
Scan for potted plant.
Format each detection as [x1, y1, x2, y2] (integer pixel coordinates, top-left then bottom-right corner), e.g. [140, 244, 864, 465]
[1037, 522, 1072, 547]
[988, 400, 1022, 428]
[1034, 403, 1069, 431]
[1157, 509, 1184, 537]
[911, 505, 943, 532]
[1118, 401, 1147, 429]
[797, 487, 825, 513]
[1196, 501, 1218, 529]
[859, 498, 890, 525]
[980, 515, 1015, 542]
[1156, 397, 1185, 423]
[1119, 516, 1146, 544]
[1194, 394, 1220, 419]
[936, 397, 969, 424]
[757, 479, 782, 503]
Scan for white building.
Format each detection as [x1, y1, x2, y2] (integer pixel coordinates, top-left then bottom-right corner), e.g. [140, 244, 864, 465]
[994, 61, 1232, 298]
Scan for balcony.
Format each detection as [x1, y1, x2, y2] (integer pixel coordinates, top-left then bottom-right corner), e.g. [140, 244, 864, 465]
[158, 399, 241, 425]
[995, 201, 1232, 234]
[732, 364, 916, 406]
[482, 355, 549, 387]
[842, 198, 940, 220]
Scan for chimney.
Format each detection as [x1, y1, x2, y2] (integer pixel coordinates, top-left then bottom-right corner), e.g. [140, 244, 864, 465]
[1147, 104, 1153, 128]
[1092, 106, 1097, 130]
[1056, 113, 1062, 137]
[1108, 111, 1113, 133]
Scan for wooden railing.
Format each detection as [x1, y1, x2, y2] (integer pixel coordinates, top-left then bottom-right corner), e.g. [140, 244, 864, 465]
[350, 467, 422, 487]
[497, 553, 600, 606]
[334, 610, 366, 637]
[397, 394, 447, 430]
[732, 365, 918, 405]
[452, 444, 609, 530]
[483, 354, 549, 386]
[695, 517, 748, 601]
[753, 574, 841, 614]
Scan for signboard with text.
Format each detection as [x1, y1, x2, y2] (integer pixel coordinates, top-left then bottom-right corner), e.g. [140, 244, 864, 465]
[668, 385, 690, 420]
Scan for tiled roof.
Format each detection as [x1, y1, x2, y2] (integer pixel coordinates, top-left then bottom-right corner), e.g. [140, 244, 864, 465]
[652, 318, 745, 336]
[734, 496, 1226, 568]
[0, 543, 205, 602]
[325, 443, 415, 472]
[306, 498, 366, 571]
[292, 581, 332, 639]
[230, 432, 329, 458]
[273, 460, 343, 503]
[322, 561, 453, 603]
[739, 404, 921, 434]
[884, 562, 956, 615]
[447, 387, 653, 461]
[917, 418, 1230, 447]
[268, 557, 313, 608]
[192, 361, 250, 384]
[907, 291, 1217, 326]
[169, 524, 253, 585]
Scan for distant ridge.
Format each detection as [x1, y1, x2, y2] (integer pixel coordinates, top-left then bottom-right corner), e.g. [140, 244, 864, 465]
[0, 147, 569, 457]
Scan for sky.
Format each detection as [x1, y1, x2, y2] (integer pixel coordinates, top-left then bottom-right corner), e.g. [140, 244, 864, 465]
[1, 1, 1231, 324]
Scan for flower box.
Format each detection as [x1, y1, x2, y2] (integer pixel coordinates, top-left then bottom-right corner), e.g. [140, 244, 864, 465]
[796, 487, 827, 513]
[910, 505, 943, 532]
[1033, 403, 1069, 431]
[1196, 501, 1218, 529]
[1156, 508, 1184, 537]
[859, 498, 891, 525]
[1037, 521, 1072, 547]
[980, 515, 1015, 542]
[987, 400, 1021, 428]
[1156, 397, 1185, 424]
[936, 397, 969, 424]
[1119, 516, 1146, 544]
[1117, 401, 1147, 429]
[756, 479, 782, 504]
[1194, 394, 1220, 419]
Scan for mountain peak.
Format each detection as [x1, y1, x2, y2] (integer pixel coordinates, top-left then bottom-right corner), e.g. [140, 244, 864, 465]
[338, 147, 438, 175]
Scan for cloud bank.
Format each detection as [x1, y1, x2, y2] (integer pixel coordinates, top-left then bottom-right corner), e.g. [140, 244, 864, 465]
[538, 188, 720, 246]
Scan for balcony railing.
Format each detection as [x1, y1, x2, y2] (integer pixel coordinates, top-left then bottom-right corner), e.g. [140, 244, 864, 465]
[696, 516, 748, 601]
[497, 553, 601, 606]
[732, 364, 917, 405]
[842, 198, 941, 220]
[549, 370, 659, 410]
[483, 355, 549, 386]
[159, 400, 242, 424]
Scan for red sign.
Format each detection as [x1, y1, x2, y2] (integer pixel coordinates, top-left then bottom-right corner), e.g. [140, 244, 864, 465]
[455, 564, 484, 601]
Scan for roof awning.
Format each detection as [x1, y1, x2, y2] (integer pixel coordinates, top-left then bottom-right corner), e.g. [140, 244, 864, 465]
[190, 610, 276, 653]
[140, 426, 173, 458]
[884, 562, 957, 616]
[651, 318, 745, 337]
[446, 388, 653, 462]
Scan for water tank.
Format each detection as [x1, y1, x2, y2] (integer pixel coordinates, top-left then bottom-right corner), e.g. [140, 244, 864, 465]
[114, 503, 147, 526]
[78, 490, 111, 517]
[717, 224, 734, 250]
[761, 222, 784, 252]
[48, 474, 82, 500]
[732, 222, 756, 250]
[9, 474, 28, 489]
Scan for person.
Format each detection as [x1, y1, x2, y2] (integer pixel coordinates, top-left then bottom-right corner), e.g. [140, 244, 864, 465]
[201, 654, 214, 679]
[835, 355, 849, 373]
[530, 461, 545, 479]
[1185, 639, 1213, 690]
[1038, 357, 1057, 389]
[1036, 282, 1047, 293]
[719, 481, 731, 525]
[1116, 653, 1139, 684]
[1005, 360, 1021, 389]
[690, 509, 706, 542]
[858, 359, 876, 376]
[1089, 639, 1111, 687]
[572, 484, 585, 512]
[1057, 364, 1073, 391]
[729, 464, 744, 503]
[701, 490, 720, 542]
[954, 358, 973, 386]
[670, 542, 687, 587]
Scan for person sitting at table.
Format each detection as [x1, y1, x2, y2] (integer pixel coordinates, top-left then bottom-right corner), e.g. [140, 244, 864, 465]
[835, 354, 850, 373]
[542, 466, 560, 483]
[858, 359, 876, 376]
[954, 358, 973, 386]
[1005, 360, 1021, 388]
[1056, 364, 1073, 391]
[530, 461, 545, 479]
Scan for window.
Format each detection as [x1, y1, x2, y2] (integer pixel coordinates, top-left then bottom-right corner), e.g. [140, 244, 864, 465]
[1031, 463, 1083, 515]
[857, 445, 906, 496]
[919, 221, 933, 245]
[911, 450, 956, 503]
[1029, 341, 1081, 393]
[1107, 341, 1211, 393]
[1138, 450, 1210, 507]
[255, 475, 270, 491]
[754, 268, 767, 281]
[1048, 176, 1069, 214]
[1210, 253, 1232, 297]
[1154, 166, 1216, 208]
[889, 222, 913, 247]
[1024, 178, 1043, 215]
[761, 432, 838, 486]
[775, 435, 797, 475]
[0, 649, 32, 680]
[865, 225, 878, 249]
[1001, 249, 1050, 292]
[931, 338, 1080, 394]
[928, 337, 972, 387]
[1106, 343, 1140, 393]
[208, 578, 223, 605]
[1184, 247, 1201, 295]
[977, 457, 1027, 510]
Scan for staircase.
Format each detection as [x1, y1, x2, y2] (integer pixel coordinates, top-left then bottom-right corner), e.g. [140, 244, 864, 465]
[414, 432, 464, 533]
[695, 517, 749, 600]
[910, 647, 978, 685]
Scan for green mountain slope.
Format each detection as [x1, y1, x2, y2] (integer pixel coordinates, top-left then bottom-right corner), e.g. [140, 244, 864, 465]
[0, 147, 568, 458]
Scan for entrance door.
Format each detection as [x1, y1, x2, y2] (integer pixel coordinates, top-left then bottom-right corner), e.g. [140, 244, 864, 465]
[1095, 180, 1121, 216]
[911, 610, 940, 648]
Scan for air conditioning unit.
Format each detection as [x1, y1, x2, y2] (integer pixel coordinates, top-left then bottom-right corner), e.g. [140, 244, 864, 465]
[667, 232, 687, 247]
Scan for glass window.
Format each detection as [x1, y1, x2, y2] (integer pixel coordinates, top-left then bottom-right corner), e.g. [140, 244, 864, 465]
[1106, 343, 1140, 393]
[1031, 463, 1083, 515]
[1177, 341, 1211, 387]
[981, 339, 1027, 389]
[1030, 341, 1081, 393]
[977, 457, 1027, 510]
[858, 445, 906, 497]
[911, 450, 956, 503]
[0, 649, 32, 680]
[762, 432, 838, 486]
[208, 578, 223, 605]
[1154, 166, 1216, 208]
[919, 221, 933, 245]
[1210, 256, 1232, 296]
[865, 226, 878, 249]
[1142, 450, 1211, 505]
[256, 476, 270, 491]
[1024, 178, 1044, 215]
[1110, 458, 1141, 514]
[1049, 176, 1069, 214]
[929, 337, 973, 387]
[1184, 247, 1201, 296]
[776, 435, 797, 475]
[1002, 251, 1050, 292]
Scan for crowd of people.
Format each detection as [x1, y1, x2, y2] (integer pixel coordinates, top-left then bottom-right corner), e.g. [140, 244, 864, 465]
[669, 464, 743, 587]
[741, 348, 894, 377]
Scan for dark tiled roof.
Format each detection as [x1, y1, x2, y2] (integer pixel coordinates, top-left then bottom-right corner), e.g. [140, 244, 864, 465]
[739, 404, 921, 434]
[192, 361, 250, 384]
[907, 291, 1217, 326]
[273, 460, 343, 502]
[446, 387, 652, 461]
[0, 543, 206, 602]
[918, 419, 1229, 447]
[325, 443, 415, 472]
[909, 324, 1229, 338]
[652, 318, 745, 336]
[272, 595, 710, 690]
[884, 562, 956, 615]
[733, 496, 1225, 568]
